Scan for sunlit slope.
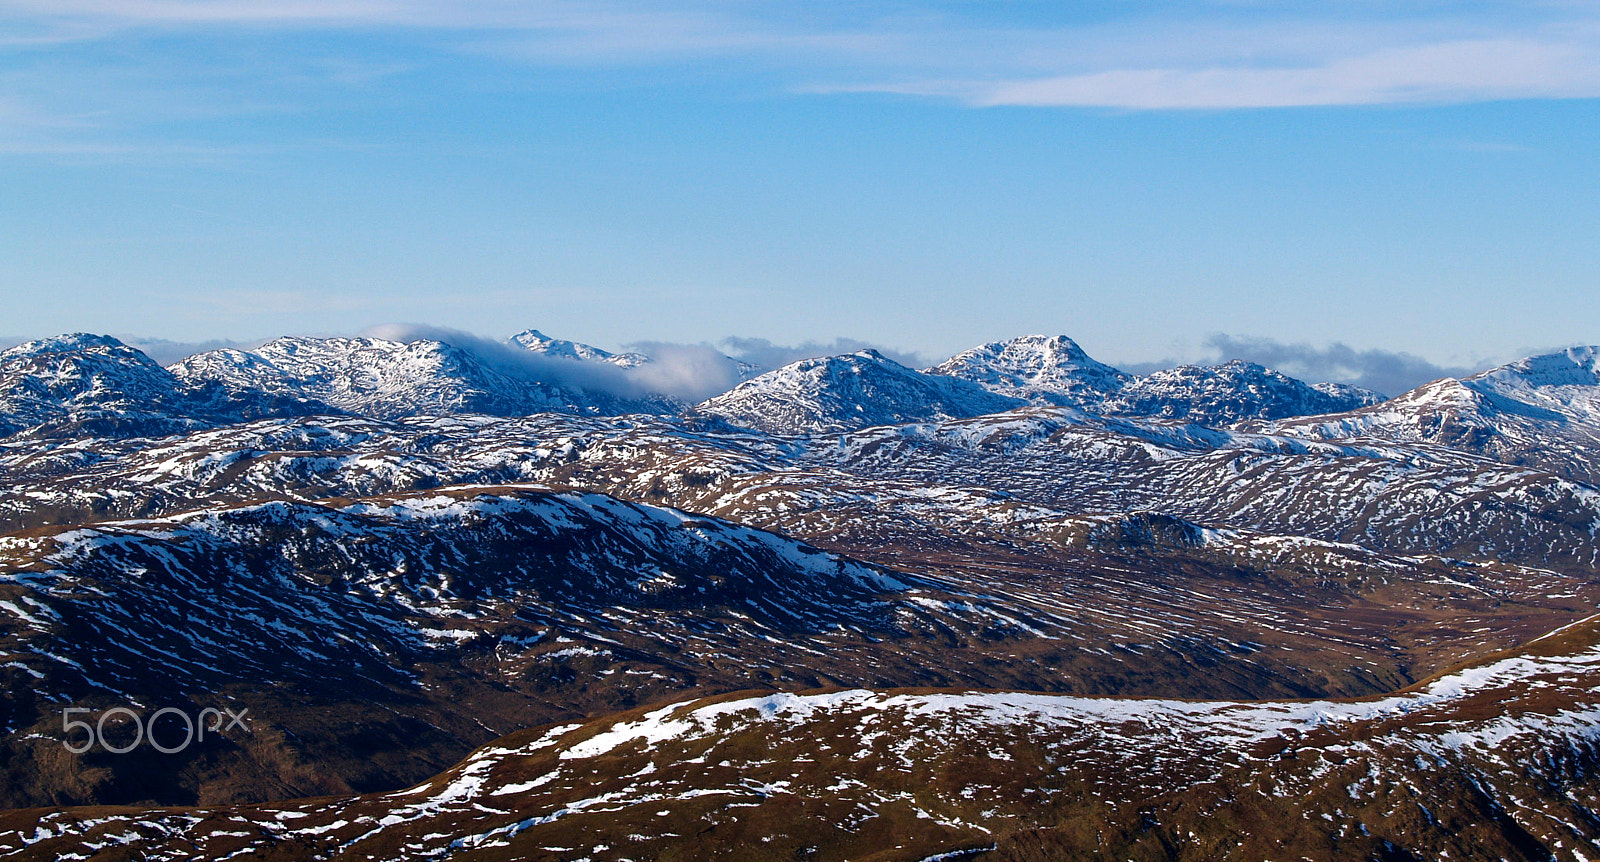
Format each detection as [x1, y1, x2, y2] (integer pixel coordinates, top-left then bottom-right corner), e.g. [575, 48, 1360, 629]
[4, 616, 1598, 861]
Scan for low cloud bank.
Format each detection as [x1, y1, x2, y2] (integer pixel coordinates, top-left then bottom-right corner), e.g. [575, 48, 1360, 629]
[1127, 335, 1483, 398]
[29, 326, 1493, 406]
[120, 337, 270, 366]
[717, 336, 929, 371]
[28, 325, 928, 405]
[366, 324, 745, 404]
[622, 340, 748, 400]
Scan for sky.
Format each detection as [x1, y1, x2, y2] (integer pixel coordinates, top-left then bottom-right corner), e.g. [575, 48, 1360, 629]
[2, 1, 1598, 393]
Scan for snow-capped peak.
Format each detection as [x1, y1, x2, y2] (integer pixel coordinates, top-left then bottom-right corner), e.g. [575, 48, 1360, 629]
[1474, 345, 1600, 391]
[697, 349, 1024, 435]
[1, 333, 181, 408]
[1105, 359, 1384, 425]
[509, 329, 651, 369]
[0, 333, 328, 438]
[173, 334, 678, 420]
[925, 334, 1131, 408]
[1262, 344, 1600, 483]
[0, 332, 132, 359]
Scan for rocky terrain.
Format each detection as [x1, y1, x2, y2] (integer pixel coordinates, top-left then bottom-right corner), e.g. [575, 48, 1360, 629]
[0, 329, 1597, 859]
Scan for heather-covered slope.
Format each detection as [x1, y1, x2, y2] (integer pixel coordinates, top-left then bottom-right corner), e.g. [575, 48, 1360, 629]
[6, 616, 1598, 861]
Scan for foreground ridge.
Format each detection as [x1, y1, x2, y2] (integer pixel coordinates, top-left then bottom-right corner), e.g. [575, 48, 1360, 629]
[3, 615, 1599, 860]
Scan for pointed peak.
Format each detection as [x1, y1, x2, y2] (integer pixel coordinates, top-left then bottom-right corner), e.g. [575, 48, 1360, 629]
[926, 333, 1127, 407]
[509, 329, 552, 345]
[1013, 333, 1089, 356]
[944, 334, 1102, 368]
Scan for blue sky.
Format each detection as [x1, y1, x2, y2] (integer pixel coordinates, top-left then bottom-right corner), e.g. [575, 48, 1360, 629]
[2, 1, 1598, 390]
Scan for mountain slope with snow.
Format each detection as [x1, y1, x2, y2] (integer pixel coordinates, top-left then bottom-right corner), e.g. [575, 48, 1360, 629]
[2, 485, 1047, 806]
[925, 334, 1131, 407]
[0, 334, 323, 438]
[509, 328, 651, 368]
[8, 616, 1598, 860]
[1105, 359, 1386, 425]
[696, 349, 1025, 434]
[1269, 346, 1600, 482]
[172, 335, 676, 420]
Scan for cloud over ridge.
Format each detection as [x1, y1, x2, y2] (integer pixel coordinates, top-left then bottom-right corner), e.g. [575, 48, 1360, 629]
[1191, 334, 1483, 398]
[716, 336, 928, 372]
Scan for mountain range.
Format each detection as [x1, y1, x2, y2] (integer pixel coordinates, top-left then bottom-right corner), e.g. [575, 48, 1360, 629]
[1, 330, 1395, 440]
[2, 326, 1599, 860]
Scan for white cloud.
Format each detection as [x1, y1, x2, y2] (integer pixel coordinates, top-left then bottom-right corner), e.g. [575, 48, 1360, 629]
[3, 2, 1600, 113]
[717, 336, 929, 371]
[0, 0, 411, 25]
[951, 37, 1600, 108]
[0, 0, 750, 34]
[1192, 334, 1484, 397]
[364, 324, 743, 402]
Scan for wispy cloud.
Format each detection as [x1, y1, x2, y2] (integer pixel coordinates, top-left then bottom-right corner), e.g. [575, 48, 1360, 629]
[1, 1, 1598, 147]
[366, 324, 743, 402]
[0, 0, 777, 37]
[0, 0, 411, 25]
[918, 36, 1600, 108]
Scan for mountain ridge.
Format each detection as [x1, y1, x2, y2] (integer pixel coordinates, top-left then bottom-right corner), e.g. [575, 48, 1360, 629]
[695, 349, 1028, 434]
[1266, 344, 1600, 483]
[6, 615, 1597, 860]
[1, 330, 1432, 441]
